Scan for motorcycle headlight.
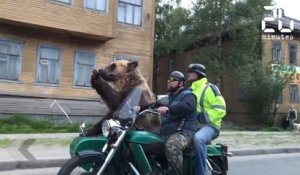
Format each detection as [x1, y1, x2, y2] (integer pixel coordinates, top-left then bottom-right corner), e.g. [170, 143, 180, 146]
[101, 119, 121, 138]
[102, 120, 110, 138]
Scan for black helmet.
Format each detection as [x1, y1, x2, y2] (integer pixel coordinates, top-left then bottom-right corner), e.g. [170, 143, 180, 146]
[188, 64, 207, 77]
[169, 71, 185, 82]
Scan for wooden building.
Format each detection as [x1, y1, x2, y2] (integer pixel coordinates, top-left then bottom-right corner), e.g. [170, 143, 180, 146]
[261, 14, 300, 121]
[154, 13, 300, 126]
[0, 0, 155, 122]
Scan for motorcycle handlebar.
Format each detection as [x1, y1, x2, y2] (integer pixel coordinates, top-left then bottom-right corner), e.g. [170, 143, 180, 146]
[138, 109, 161, 116]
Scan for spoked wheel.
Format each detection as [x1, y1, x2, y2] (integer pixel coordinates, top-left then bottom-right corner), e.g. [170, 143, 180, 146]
[57, 155, 117, 175]
[207, 156, 227, 175]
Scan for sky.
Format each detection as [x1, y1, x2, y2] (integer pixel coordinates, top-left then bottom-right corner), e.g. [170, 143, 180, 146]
[181, 0, 300, 20]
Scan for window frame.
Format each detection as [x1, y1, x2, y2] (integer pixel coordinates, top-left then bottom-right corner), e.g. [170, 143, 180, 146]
[117, 0, 143, 27]
[289, 43, 297, 65]
[48, 0, 72, 5]
[290, 84, 299, 103]
[113, 54, 139, 62]
[275, 90, 283, 104]
[36, 44, 62, 86]
[169, 56, 175, 74]
[272, 41, 281, 63]
[84, 0, 109, 13]
[0, 38, 23, 82]
[74, 50, 96, 88]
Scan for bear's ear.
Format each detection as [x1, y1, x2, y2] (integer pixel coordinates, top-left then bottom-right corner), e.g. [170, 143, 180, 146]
[110, 63, 116, 70]
[127, 61, 138, 72]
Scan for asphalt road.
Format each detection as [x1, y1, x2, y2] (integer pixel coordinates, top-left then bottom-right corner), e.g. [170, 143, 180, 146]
[1, 153, 300, 175]
[229, 153, 300, 175]
[0, 167, 60, 175]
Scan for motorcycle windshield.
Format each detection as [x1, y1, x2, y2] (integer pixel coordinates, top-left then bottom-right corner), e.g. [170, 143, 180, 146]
[113, 86, 143, 121]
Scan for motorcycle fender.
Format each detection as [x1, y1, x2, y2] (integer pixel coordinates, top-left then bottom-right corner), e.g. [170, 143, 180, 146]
[75, 150, 106, 172]
[207, 145, 223, 156]
[70, 135, 107, 157]
[77, 150, 105, 159]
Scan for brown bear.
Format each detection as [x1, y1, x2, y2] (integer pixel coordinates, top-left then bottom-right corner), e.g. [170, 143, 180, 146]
[85, 60, 161, 136]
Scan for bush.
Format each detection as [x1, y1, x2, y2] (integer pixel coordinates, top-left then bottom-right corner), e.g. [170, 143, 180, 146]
[0, 114, 91, 133]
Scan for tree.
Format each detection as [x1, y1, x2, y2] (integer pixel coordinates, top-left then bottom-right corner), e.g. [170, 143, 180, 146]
[154, 0, 290, 125]
[237, 63, 294, 126]
[189, 0, 292, 125]
[154, 0, 193, 57]
[190, 0, 233, 83]
[153, 0, 195, 94]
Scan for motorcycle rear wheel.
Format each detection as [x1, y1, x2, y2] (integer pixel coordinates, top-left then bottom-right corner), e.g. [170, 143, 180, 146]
[57, 155, 117, 175]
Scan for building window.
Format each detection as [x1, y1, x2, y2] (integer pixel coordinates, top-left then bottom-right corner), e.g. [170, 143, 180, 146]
[169, 57, 175, 73]
[85, 0, 107, 12]
[49, 0, 72, 5]
[113, 54, 149, 81]
[276, 90, 283, 104]
[272, 42, 281, 63]
[289, 44, 297, 65]
[290, 84, 299, 102]
[156, 60, 160, 75]
[0, 39, 23, 81]
[74, 51, 96, 87]
[238, 87, 248, 101]
[36, 45, 61, 85]
[114, 54, 139, 62]
[117, 0, 143, 26]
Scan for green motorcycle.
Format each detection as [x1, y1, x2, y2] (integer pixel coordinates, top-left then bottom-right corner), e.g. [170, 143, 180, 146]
[58, 86, 231, 175]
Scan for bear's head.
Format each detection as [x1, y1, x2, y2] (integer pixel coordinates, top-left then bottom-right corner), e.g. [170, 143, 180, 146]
[96, 60, 139, 82]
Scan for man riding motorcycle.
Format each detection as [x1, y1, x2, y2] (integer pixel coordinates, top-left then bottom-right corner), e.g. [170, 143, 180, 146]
[58, 84, 230, 175]
[187, 63, 226, 175]
[142, 70, 198, 175]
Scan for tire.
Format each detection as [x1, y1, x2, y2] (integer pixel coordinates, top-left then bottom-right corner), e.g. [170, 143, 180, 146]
[57, 155, 117, 175]
[207, 156, 227, 175]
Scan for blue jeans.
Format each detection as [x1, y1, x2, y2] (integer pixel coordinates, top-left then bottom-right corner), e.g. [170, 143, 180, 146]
[289, 118, 296, 129]
[194, 126, 219, 175]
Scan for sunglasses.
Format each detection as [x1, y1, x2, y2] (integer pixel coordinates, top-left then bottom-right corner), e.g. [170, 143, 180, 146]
[168, 77, 179, 82]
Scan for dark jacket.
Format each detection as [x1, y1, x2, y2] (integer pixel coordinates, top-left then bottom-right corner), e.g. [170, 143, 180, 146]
[142, 88, 197, 139]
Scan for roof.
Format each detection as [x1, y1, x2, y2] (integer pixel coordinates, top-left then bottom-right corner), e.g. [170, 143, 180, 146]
[264, 13, 300, 33]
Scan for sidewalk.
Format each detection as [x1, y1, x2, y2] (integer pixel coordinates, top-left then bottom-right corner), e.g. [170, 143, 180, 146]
[214, 131, 300, 156]
[0, 131, 300, 170]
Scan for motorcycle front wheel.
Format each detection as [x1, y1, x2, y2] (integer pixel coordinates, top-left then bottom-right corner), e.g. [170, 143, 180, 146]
[57, 155, 117, 175]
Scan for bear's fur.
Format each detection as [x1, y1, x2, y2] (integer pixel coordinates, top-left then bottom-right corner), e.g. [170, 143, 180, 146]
[86, 60, 161, 136]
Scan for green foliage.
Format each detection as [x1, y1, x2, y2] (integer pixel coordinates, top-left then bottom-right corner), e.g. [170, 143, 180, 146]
[190, 0, 282, 126]
[190, 0, 233, 81]
[0, 114, 90, 133]
[155, 0, 195, 57]
[226, 0, 273, 70]
[155, 0, 290, 125]
[237, 63, 294, 126]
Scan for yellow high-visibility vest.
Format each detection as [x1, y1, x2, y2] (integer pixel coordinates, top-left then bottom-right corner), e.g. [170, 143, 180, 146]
[191, 78, 226, 127]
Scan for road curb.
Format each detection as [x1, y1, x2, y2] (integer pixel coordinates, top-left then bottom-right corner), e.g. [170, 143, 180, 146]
[232, 147, 300, 156]
[0, 159, 67, 171]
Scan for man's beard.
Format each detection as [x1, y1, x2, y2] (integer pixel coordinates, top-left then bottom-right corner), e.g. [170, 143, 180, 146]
[167, 85, 180, 93]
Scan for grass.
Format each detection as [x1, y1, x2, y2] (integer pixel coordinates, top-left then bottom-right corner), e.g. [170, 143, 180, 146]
[0, 114, 92, 133]
[34, 138, 74, 146]
[222, 124, 290, 132]
[0, 139, 14, 148]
